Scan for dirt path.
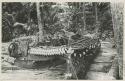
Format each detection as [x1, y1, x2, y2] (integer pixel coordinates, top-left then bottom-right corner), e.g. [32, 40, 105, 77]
[1, 57, 67, 80]
[85, 41, 117, 80]
[1, 61, 67, 80]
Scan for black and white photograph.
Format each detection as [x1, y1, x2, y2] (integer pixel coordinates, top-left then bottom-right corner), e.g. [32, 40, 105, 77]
[0, 1, 124, 80]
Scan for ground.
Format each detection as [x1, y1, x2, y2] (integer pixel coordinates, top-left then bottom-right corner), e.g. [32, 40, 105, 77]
[1, 40, 117, 80]
[85, 40, 117, 80]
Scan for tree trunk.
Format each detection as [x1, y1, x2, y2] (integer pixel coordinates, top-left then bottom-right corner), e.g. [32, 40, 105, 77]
[36, 2, 44, 42]
[95, 3, 98, 23]
[79, 2, 87, 36]
[110, 2, 123, 79]
[94, 3, 100, 33]
[27, 3, 31, 36]
[82, 3, 86, 31]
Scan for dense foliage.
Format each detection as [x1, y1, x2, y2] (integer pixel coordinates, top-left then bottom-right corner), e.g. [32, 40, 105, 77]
[2, 2, 113, 42]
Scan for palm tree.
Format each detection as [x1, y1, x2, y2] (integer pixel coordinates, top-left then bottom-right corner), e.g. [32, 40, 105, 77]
[36, 2, 44, 42]
[110, 2, 123, 79]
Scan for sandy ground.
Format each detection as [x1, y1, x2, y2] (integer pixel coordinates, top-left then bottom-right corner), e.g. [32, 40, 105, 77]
[1, 59, 67, 80]
[1, 68, 66, 80]
[1, 55, 67, 80]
